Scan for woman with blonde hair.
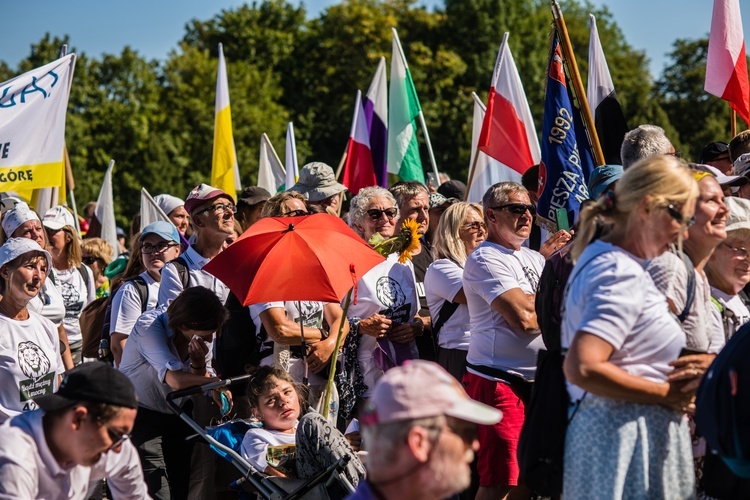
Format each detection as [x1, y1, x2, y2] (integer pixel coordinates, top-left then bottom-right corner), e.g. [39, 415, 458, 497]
[424, 202, 485, 381]
[42, 206, 95, 366]
[562, 155, 703, 498]
[81, 237, 114, 298]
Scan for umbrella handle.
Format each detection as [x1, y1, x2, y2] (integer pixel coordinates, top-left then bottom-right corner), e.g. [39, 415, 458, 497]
[322, 289, 352, 419]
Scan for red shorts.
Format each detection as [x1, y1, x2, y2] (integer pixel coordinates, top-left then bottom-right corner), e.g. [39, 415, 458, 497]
[463, 371, 526, 487]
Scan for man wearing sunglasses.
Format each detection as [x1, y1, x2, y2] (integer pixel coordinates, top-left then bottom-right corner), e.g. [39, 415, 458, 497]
[462, 182, 547, 500]
[350, 360, 501, 500]
[0, 362, 147, 498]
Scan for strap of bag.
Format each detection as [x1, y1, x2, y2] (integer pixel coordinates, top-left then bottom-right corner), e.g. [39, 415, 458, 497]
[676, 250, 695, 323]
[77, 264, 91, 295]
[432, 300, 460, 338]
[131, 275, 149, 313]
[171, 256, 190, 288]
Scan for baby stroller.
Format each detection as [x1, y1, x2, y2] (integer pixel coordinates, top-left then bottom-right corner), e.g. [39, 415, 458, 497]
[166, 375, 356, 499]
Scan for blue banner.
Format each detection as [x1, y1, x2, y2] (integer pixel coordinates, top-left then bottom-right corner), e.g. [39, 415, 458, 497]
[537, 33, 594, 231]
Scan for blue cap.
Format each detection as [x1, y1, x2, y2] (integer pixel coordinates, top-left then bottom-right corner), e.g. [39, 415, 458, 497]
[139, 221, 180, 244]
[588, 165, 624, 201]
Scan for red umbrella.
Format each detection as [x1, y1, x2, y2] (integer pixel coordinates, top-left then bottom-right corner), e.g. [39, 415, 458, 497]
[204, 213, 385, 306]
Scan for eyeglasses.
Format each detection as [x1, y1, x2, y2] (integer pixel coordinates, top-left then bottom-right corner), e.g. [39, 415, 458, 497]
[663, 204, 695, 227]
[667, 151, 682, 158]
[141, 242, 179, 254]
[444, 417, 478, 444]
[196, 203, 236, 217]
[367, 207, 398, 220]
[489, 203, 536, 216]
[284, 209, 309, 217]
[461, 221, 487, 232]
[100, 420, 131, 451]
[721, 242, 750, 260]
[82, 256, 98, 266]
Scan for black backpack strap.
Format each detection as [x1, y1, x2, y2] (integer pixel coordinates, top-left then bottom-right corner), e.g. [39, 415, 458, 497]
[676, 250, 696, 323]
[432, 300, 460, 338]
[77, 264, 91, 295]
[171, 256, 190, 288]
[131, 275, 149, 313]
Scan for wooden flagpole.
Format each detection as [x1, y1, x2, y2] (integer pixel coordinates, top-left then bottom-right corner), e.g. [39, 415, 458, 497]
[551, 1, 606, 167]
[732, 108, 737, 138]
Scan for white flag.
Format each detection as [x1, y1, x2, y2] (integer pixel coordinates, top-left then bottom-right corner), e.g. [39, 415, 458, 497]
[0, 54, 76, 192]
[285, 122, 298, 189]
[140, 188, 171, 231]
[257, 133, 285, 194]
[94, 160, 118, 259]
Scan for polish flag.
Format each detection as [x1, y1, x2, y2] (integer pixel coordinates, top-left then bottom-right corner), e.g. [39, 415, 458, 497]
[343, 90, 377, 195]
[476, 33, 540, 184]
[705, 0, 750, 125]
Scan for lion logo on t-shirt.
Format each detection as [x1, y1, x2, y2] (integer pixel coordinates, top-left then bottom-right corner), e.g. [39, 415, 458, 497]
[375, 277, 406, 308]
[18, 341, 51, 381]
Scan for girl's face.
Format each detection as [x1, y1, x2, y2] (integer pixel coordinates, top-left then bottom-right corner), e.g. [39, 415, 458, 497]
[253, 376, 300, 432]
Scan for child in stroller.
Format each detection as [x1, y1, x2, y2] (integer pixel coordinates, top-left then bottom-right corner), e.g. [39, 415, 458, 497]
[240, 366, 365, 489]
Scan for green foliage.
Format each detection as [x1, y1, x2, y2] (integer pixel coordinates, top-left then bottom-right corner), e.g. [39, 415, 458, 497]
[1, 0, 722, 225]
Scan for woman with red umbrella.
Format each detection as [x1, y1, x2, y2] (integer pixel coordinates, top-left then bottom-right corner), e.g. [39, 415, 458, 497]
[343, 186, 421, 418]
[249, 192, 350, 417]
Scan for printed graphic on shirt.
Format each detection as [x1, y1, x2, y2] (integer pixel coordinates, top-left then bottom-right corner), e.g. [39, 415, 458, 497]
[17, 341, 54, 408]
[294, 301, 324, 328]
[521, 265, 540, 291]
[376, 277, 411, 325]
[59, 280, 83, 319]
[267, 443, 296, 473]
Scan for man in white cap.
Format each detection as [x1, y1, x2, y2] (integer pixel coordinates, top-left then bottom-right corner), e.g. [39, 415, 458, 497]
[157, 183, 233, 307]
[154, 193, 189, 237]
[348, 360, 502, 500]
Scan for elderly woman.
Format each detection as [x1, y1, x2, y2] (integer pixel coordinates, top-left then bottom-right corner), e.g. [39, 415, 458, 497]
[562, 156, 703, 498]
[0, 238, 65, 423]
[42, 206, 95, 366]
[345, 186, 420, 416]
[250, 191, 349, 416]
[119, 286, 230, 499]
[109, 222, 181, 366]
[1, 203, 73, 370]
[424, 202, 485, 381]
[706, 196, 750, 340]
[81, 237, 114, 298]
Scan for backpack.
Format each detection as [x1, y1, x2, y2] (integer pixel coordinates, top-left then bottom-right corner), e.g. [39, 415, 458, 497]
[170, 256, 190, 288]
[695, 321, 750, 479]
[80, 276, 148, 360]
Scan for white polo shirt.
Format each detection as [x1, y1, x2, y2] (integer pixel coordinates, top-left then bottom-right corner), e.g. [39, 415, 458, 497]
[462, 241, 545, 379]
[0, 410, 148, 499]
[157, 245, 229, 307]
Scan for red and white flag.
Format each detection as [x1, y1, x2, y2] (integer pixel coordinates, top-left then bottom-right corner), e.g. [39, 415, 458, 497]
[475, 33, 540, 184]
[705, 0, 750, 125]
[343, 90, 377, 195]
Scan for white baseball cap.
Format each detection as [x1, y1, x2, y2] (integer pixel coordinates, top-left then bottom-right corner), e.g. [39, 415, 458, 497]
[1, 202, 40, 237]
[42, 206, 76, 231]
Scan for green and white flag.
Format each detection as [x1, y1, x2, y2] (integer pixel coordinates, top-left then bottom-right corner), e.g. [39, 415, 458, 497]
[387, 29, 424, 183]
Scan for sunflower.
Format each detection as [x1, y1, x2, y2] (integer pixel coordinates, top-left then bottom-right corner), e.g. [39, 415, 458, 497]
[397, 218, 422, 263]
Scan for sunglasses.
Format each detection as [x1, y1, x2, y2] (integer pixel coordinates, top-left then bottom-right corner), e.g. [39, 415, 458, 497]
[489, 203, 536, 216]
[82, 256, 98, 266]
[100, 420, 131, 451]
[284, 209, 309, 217]
[141, 242, 179, 254]
[444, 417, 478, 444]
[367, 207, 398, 220]
[663, 204, 695, 227]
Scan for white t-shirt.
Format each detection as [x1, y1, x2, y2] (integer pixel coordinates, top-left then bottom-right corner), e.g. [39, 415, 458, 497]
[27, 281, 65, 327]
[463, 241, 545, 379]
[347, 254, 419, 397]
[562, 241, 687, 401]
[647, 251, 724, 353]
[118, 307, 214, 414]
[710, 287, 750, 340]
[52, 266, 96, 344]
[424, 258, 471, 350]
[249, 301, 328, 385]
[158, 245, 229, 307]
[109, 271, 160, 337]
[0, 312, 64, 423]
[240, 425, 297, 473]
[0, 410, 148, 499]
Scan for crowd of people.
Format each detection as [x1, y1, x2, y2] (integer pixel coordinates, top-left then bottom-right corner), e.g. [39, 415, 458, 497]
[0, 126, 750, 499]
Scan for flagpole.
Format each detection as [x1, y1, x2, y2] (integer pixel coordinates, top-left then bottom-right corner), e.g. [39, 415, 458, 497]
[551, 0, 605, 166]
[392, 28, 441, 184]
[465, 147, 481, 201]
[732, 108, 737, 137]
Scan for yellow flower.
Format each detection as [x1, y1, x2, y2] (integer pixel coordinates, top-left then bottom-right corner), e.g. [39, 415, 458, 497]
[397, 218, 421, 263]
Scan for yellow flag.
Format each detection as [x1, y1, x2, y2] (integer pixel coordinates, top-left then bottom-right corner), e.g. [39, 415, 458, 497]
[211, 43, 240, 194]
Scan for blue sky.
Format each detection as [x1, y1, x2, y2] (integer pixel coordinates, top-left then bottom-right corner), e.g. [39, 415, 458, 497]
[0, 0, 747, 78]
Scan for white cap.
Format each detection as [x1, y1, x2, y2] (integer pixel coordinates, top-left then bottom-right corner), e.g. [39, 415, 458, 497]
[725, 197, 750, 233]
[154, 194, 184, 216]
[1, 202, 40, 237]
[0, 237, 51, 271]
[733, 153, 750, 178]
[42, 206, 75, 231]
